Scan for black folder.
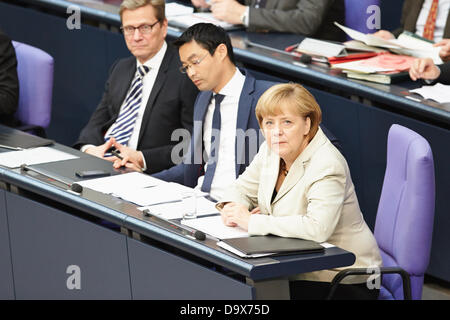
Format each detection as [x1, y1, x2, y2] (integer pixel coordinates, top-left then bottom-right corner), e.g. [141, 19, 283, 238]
[222, 235, 324, 256]
[0, 131, 53, 150]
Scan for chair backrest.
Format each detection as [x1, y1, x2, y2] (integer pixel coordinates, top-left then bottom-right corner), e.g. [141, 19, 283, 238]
[12, 41, 53, 129]
[344, 0, 381, 35]
[375, 124, 435, 300]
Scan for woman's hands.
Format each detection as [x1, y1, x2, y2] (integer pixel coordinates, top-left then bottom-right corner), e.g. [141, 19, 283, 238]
[220, 202, 260, 231]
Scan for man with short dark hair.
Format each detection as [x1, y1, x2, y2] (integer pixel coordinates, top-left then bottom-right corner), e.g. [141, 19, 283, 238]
[74, 0, 198, 173]
[153, 23, 276, 200]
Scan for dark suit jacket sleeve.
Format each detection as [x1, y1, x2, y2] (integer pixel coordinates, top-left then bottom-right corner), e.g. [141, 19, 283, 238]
[246, 0, 335, 36]
[437, 62, 450, 84]
[73, 60, 121, 149]
[0, 30, 19, 117]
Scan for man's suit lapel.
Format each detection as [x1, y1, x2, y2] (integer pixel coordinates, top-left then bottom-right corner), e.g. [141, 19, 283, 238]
[137, 47, 173, 143]
[234, 73, 255, 177]
[192, 91, 213, 164]
[113, 58, 136, 119]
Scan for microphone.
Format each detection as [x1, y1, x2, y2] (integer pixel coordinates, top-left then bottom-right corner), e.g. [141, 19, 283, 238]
[143, 209, 206, 241]
[300, 54, 312, 64]
[20, 164, 83, 193]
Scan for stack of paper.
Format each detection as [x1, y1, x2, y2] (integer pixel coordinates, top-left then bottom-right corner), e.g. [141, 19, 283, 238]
[410, 83, 450, 103]
[335, 22, 443, 64]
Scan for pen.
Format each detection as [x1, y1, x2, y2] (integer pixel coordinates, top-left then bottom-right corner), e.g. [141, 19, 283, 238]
[111, 149, 123, 160]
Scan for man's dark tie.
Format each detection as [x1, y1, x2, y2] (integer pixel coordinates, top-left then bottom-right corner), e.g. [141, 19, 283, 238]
[201, 93, 225, 193]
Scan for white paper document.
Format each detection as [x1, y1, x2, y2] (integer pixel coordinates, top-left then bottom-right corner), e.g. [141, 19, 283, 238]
[138, 196, 219, 220]
[165, 2, 194, 17]
[77, 171, 162, 194]
[335, 22, 443, 64]
[296, 38, 347, 57]
[114, 182, 207, 207]
[0, 147, 78, 168]
[169, 12, 238, 30]
[410, 83, 450, 104]
[181, 215, 249, 240]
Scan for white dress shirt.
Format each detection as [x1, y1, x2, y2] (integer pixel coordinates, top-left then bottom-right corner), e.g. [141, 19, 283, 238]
[415, 0, 450, 42]
[82, 41, 167, 170]
[196, 68, 246, 200]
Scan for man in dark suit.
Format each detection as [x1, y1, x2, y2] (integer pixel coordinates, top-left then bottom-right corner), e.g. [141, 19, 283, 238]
[152, 23, 275, 200]
[191, 0, 345, 41]
[374, 0, 450, 61]
[74, 0, 198, 174]
[0, 29, 19, 127]
[409, 57, 450, 84]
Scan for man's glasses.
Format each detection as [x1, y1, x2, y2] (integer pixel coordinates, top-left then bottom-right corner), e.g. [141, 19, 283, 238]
[179, 53, 209, 74]
[121, 20, 160, 36]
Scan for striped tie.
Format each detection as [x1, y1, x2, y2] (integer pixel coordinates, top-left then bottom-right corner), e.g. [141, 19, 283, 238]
[105, 65, 150, 146]
[423, 0, 439, 40]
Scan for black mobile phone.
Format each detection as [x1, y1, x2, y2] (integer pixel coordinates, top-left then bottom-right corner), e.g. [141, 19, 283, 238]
[75, 170, 110, 178]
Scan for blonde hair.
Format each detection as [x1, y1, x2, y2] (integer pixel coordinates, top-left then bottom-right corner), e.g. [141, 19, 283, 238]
[255, 83, 322, 141]
[119, 0, 165, 22]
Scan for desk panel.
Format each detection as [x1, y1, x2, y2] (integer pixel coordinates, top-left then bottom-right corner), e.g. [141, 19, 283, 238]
[6, 191, 131, 299]
[128, 237, 254, 299]
[0, 189, 14, 299]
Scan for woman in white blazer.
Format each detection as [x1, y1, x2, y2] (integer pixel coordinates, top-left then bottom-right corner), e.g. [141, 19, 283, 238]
[217, 83, 382, 300]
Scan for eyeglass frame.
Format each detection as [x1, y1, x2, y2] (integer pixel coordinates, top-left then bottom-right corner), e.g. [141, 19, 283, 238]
[179, 52, 210, 74]
[120, 20, 160, 36]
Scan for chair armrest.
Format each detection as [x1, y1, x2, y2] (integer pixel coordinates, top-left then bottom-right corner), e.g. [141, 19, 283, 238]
[326, 267, 411, 300]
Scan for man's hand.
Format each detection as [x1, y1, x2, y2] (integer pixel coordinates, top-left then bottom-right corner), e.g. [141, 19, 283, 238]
[372, 30, 395, 40]
[434, 39, 450, 62]
[108, 138, 145, 172]
[210, 0, 246, 25]
[409, 58, 441, 81]
[84, 139, 114, 159]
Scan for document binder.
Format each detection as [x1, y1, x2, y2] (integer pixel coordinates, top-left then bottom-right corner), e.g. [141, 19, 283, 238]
[219, 235, 324, 258]
[0, 131, 53, 150]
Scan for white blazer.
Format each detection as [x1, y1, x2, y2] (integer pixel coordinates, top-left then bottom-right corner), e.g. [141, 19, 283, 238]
[218, 128, 382, 283]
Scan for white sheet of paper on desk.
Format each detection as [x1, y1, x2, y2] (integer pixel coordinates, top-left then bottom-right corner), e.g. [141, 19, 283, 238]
[169, 12, 237, 29]
[410, 83, 450, 103]
[115, 182, 207, 207]
[296, 38, 347, 57]
[0, 147, 78, 168]
[77, 171, 162, 194]
[181, 215, 249, 240]
[138, 196, 219, 220]
[165, 2, 194, 16]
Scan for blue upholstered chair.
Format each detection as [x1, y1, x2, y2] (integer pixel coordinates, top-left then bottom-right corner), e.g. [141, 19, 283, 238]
[328, 124, 436, 300]
[12, 41, 54, 137]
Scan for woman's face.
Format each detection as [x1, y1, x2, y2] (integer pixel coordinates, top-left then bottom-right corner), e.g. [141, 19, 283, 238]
[261, 105, 311, 163]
